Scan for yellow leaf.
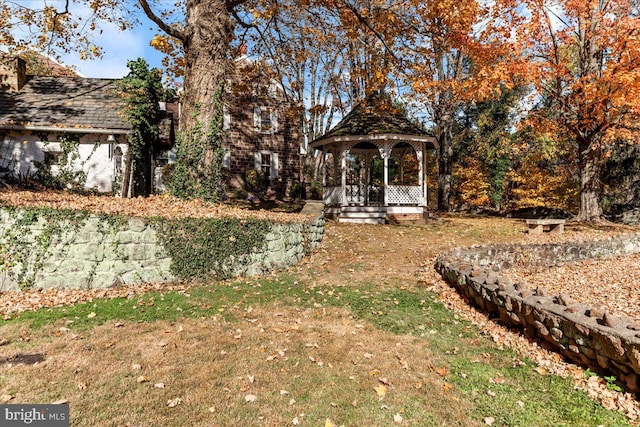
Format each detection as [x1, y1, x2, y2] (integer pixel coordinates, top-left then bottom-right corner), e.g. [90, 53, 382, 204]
[374, 384, 387, 397]
[325, 418, 335, 427]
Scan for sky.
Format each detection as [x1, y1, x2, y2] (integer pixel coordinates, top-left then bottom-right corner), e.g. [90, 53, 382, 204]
[12, 1, 167, 79]
[63, 23, 164, 79]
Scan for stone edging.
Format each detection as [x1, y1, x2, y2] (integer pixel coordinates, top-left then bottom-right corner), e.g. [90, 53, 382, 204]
[434, 234, 640, 394]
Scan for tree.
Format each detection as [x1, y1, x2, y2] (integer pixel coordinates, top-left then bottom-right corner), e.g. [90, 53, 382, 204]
[397, 0, 513, 212]
[118, 58, 164, 197]
[454, 87, 526, 210]
[494, 0, 640, 220]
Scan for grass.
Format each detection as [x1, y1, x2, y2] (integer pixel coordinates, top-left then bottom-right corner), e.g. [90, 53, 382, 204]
[2, 274, 631, 426]
[1, 218, 636, 426]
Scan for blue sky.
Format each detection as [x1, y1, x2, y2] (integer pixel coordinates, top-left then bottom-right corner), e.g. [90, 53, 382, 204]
[61, 20, 165, 79]
[11, 1, 167, 79]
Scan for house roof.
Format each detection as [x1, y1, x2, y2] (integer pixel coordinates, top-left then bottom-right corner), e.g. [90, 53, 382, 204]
[0, 76, 131, 133]
[311, 92, 437, 150]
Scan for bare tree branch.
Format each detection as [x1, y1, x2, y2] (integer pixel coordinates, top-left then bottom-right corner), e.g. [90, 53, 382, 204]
[138, 0, 187, 43]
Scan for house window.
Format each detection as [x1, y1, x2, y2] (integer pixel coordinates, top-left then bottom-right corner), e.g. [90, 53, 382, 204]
[260, 152, 271, 175]
[254, 107, 278, 134]
[223, 106, 231, 131]
[113, 146, 123, 176]
[254, 151, 279, 179]
[222, 150, 231, 169]
[41, 143, 62, 175]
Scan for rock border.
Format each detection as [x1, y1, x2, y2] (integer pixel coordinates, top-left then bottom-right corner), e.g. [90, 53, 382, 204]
[435, 234, 640, 394]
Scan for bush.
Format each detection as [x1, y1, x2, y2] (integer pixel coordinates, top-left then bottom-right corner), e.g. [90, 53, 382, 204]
[245, 169, 269, 200]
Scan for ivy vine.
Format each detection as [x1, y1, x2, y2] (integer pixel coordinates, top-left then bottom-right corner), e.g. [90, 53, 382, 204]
[169, 84, 226, 202]
[118, 58, 163, 197]
[152, 217, 270, 280]
[0, 207, 90, 289]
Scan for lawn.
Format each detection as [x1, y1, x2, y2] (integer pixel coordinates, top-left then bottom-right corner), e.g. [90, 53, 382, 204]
[1, 216, 638, 426]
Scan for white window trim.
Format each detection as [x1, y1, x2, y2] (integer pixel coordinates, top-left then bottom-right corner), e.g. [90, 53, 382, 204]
[254, 150, 279, 179]
[223, 106, 231, 131]
[222, 150, 231, 169]
[254, 106, 278, 134]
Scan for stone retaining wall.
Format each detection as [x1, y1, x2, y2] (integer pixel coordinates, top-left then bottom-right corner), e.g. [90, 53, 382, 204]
[0, 205, 324, 291]
[435, 234, 640, 394]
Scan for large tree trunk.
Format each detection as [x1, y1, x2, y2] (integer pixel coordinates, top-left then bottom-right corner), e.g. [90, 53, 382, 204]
[181, 0, 233, 133]
[436, 117, 454, 212]
[575, 138, 604, 221]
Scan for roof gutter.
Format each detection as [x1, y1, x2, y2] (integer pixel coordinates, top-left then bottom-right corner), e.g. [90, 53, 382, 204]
[0, 124, 130, 135]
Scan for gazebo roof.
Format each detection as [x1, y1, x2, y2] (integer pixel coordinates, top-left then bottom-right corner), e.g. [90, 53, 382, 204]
[310, 92, 438, 150]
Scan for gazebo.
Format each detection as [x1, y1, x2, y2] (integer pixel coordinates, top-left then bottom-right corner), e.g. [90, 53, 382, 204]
[310, 93, 438, 224]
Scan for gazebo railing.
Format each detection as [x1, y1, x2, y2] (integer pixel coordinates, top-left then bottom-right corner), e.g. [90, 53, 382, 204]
[323, 184, 421, 205]
[323, 186, 343, 205]
[387, 185, 423, 205]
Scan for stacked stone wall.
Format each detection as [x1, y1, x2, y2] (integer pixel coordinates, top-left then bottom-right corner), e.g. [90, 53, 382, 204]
[0, 206, 324, 291]
[435, 234, 640, 394]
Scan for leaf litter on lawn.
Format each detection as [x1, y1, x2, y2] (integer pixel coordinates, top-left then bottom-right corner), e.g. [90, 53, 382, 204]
[2, 210, 640, 424]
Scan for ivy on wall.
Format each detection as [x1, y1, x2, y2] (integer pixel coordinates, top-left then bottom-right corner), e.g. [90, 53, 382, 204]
[0, 206, 90, 289]
[169, 85, 226, 202]
[152, 217, 271, 280]
[32, 134, 97, 191]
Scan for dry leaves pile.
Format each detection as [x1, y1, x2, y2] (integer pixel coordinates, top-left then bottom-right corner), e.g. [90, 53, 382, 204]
[0, 189, 304, 223]
[508, 254, 640, 322]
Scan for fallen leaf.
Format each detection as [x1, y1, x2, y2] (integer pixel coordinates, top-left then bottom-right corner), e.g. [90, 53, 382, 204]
[293, 416, 300, 425]
[436, 366, 448, 377]
[394, 413, 403, 423]
[1, 394, 14, 403]
[77, 382, 88, 390]
[136, 376, 149, 384]
[131, 364, 142, 371]
[245, 394, 258, 403]
[167, 397, 182, 408]
[154, 383, 165, 389]
[87, 312, 96, 319]
[325, 418, 335, 427]
[374, 384, 387, 397]
[280, 390, 289, 396]
[208, 406, 216, 413]
[534, 366, 547, 376]
[484, 416, 495, 425]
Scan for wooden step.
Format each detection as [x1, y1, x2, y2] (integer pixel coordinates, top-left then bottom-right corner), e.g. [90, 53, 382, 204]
[338, 217, 385, 224]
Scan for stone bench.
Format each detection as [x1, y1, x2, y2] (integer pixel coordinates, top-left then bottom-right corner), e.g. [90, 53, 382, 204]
[526, 218, 566, 235]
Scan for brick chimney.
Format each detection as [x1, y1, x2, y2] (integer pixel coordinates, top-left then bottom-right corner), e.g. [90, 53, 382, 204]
[0, 56, 27, 92]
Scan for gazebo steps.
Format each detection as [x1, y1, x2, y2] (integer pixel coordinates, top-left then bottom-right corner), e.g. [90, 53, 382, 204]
[338, 206, 386, 224]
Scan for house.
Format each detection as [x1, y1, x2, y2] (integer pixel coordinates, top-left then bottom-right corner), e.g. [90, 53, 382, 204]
[221, 55, 302, 199]
[0, 55, 174, 195]
[0, 53, 301, 199]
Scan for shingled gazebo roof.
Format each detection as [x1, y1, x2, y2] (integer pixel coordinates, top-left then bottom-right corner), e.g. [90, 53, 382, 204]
[311, 92, 438, 150]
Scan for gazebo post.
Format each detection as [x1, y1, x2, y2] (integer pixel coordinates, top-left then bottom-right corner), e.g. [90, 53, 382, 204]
[321, 150, 327, 187]
[417, 148, 425, 206]
[383, 152, 389, 207]
[341, 148, 347, 206]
